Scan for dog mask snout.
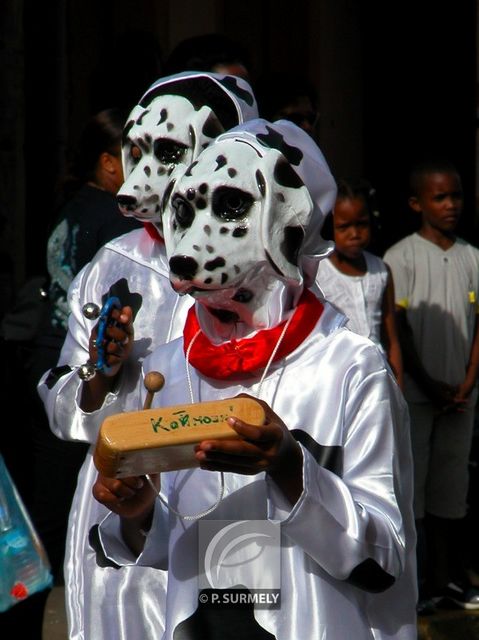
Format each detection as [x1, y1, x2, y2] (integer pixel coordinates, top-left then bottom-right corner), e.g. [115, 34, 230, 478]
[169, 255, 199, 280]
[117, 194, 137, 210]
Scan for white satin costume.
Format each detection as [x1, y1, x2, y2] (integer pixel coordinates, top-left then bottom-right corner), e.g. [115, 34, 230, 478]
[37, 71, 258, 640]
[99, 121, 417, 639]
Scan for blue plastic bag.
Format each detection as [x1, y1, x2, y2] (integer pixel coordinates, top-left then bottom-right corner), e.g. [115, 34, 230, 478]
[0, 454, 52, 611]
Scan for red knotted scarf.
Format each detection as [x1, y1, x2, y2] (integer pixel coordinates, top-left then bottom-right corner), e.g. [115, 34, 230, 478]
[183, 289, 323, 379]
[143, 222, 164, 243]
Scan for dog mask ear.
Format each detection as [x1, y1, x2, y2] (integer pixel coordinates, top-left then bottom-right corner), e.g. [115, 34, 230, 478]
[217, 119, 337, 287]
[259, 153, 314, 286]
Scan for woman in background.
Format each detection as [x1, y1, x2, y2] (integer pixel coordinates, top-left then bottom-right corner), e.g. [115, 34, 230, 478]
[47, 108, 140, 331]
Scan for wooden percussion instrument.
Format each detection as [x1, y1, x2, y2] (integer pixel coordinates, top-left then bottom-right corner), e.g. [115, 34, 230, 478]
[93, 372, 266, 478]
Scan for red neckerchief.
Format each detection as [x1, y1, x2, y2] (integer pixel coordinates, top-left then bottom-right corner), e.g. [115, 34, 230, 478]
[143, 222, 164, 243]
[183, 289, 323, 379]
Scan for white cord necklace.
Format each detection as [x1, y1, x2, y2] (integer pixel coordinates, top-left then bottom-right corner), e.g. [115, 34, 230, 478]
[146, 313, 294, 521]
[257, 313, 293, 398]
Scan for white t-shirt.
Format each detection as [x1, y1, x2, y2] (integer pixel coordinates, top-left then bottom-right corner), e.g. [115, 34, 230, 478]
[384, 233, 479, 402]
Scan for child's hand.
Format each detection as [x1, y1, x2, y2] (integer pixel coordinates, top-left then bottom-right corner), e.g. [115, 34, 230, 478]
[451, 381, 474, 413]
[92, 472, 158, 520]
[194, 395, 303, 504]
[89, 305, 134, 377]
[423, 378, 456, 411]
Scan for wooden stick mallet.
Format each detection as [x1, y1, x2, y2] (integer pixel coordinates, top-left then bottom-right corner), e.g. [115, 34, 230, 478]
[143, 371, 165, 410]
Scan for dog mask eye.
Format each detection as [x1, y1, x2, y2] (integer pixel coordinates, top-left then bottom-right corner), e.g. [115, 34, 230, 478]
[171, 195, 195, 229]
[212, 187, 254, 221]
[129, 145, 142, 164]
[154, 139, 188, 165]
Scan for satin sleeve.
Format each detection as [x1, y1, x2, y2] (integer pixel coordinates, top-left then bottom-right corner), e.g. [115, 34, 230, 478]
[267, 366, 413, 592]
[98, 497, 170, 570]
[37, 261, 132, 443]
[37, 232, 190, 444]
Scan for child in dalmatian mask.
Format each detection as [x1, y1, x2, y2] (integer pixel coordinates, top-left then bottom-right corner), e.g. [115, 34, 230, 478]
[93, 120, 417, 640]
[37, 71, 258, 640]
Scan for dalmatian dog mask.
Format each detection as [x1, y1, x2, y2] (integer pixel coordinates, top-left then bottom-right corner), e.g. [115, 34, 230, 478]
[117, 71, 258, 234]
[164, 119, 337, 343]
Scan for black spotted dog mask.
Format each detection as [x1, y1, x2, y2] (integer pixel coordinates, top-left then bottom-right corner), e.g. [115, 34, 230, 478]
[117, 71, 258, 233]
[164, 118, 336, 342]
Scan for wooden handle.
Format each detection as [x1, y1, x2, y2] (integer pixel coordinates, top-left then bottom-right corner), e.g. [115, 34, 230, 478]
[143, 371, 165, 410]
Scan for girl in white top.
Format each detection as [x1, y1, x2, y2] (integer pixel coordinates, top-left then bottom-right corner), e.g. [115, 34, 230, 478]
[316, 179, 403, 387]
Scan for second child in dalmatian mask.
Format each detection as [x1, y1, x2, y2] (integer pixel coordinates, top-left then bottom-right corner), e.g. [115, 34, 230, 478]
[118, 71, 258, 233]
[37, 72, 258, 640]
